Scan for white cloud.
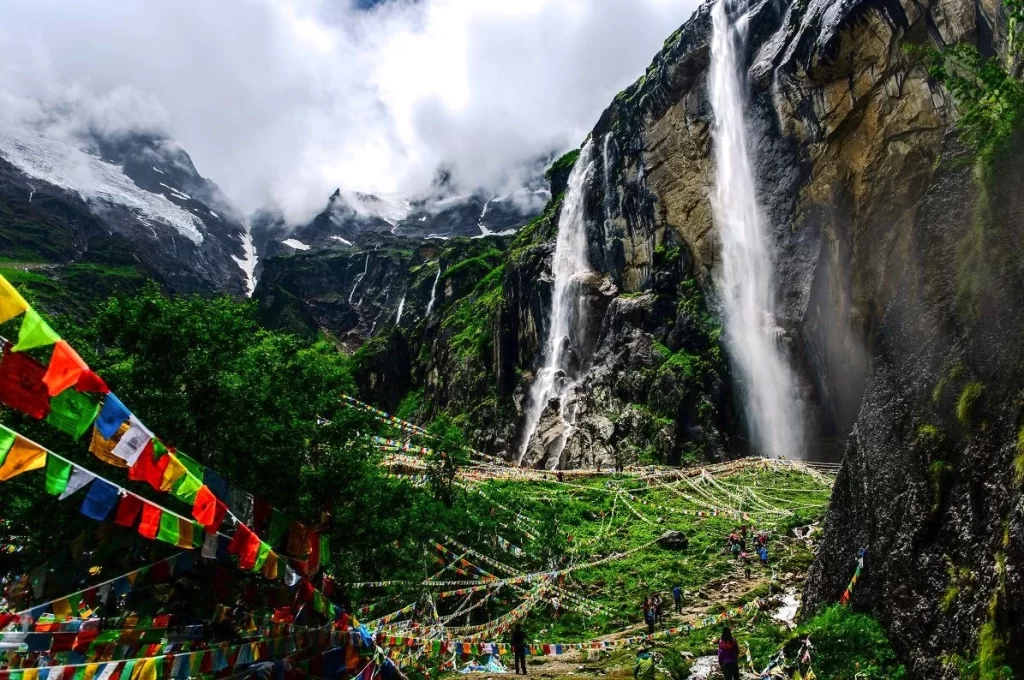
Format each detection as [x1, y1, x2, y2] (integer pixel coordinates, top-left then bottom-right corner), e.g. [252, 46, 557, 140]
[0, 0, 698, 223]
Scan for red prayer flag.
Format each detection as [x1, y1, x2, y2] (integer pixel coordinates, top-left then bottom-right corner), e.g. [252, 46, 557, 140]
[129, 442, 168, 491]
[114, 494, 144, 528]
[307, 530, 321, 573]
[192, 485, 227, 531]
[253, 498, 272, 536]
[138, 503, 162, 539]
[286, 522, 309, 557]
[42, 340, 89, 397]
[0, 347, 51, 419]
[75, 370, 109, 394]
[228, 523, 261, 570]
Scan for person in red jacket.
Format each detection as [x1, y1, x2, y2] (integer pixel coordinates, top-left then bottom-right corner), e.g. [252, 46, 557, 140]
[717, 627, 740, 680]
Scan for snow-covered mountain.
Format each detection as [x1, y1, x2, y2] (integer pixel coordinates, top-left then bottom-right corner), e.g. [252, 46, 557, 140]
[251, 174, 549, 263]
[0, 123, 251, 294]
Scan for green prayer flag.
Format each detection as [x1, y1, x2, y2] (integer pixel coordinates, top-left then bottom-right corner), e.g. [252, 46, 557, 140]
[192, 522, 205, 549]
[12, 308, 60, 352]
[313, 591, 325, 614]
[152, 440, 168, 458]
[0, 425, 16, 466]
[9, 670, 23, 680]
[175, 452, 205, 480]
[252, 541, 271, 572]
[44, 455, 73, 495]
[268, 509, 288, 547]
[172, 473, 202, 504]
[46, 390, 101, 440]
[157, 512, 180, 545]
[120, 660, 136, 680]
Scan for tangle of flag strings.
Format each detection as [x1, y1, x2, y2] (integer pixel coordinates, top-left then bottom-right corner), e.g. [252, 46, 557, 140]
[0, 273, 834, 676]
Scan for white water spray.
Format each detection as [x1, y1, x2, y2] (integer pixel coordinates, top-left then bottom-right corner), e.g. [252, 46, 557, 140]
[426, 265, 441, 317]
[517, 140, 596, 466]
[709, 0, 804, 457]
[348, 254, 370, 304]
[395, 294, 406, 325]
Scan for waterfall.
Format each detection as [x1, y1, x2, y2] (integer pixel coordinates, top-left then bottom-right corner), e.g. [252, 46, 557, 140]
[426, 265, 441, 317]
[709, 0, 804, 457]
[348, 254, 370, 304]
[395, 294, 406, 325]
[517, 140, 596, 466]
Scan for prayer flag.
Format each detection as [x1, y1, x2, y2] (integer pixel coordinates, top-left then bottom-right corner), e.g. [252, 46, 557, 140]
[96, 394, 131, 440]
[160, 455, 187, 492]
[156, 512, 180, 545]
[89, 422, 130, 468]
[0, 348, 51, 419]
[175, 519, 194, 549]
[286, 522, 308, 557]
[0, 275, 29, 324]
[268, 509, 289, 548]
[0, 437, 46, 481]
[128, 443, 168, 491]
[0, 425, 15, 463]
[44, 455, 72, 495]
[192, 486, 227, 531]
[114, 494, 144, 528]
[138, 503, 161, 540]
[202, 468, 229, 502]
[43, 341, 89, 397]
[228, 523, 261, 570]
[59, 467, 95, 500]
[171, 472, 201, 504]
[46, 389, 101, 440]
[12, 309, 60, 352]
[111, 417, 152, 467]
[80, 479, 119, 521]
[261, 551, 279, 580]
[201, 532, 219, 559]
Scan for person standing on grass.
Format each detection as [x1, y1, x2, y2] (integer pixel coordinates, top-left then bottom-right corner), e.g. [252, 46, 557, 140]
[672, 585, 682, 614]
[511, 624, 528, 675]
[653, 593, 664, 624]
[717, 627, 740, 680]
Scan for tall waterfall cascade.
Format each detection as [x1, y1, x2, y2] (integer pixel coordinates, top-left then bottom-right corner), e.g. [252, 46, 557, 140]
[395, 294, 406, 325]
[517, 140, 596, 467]
[709, 0, 804, 457]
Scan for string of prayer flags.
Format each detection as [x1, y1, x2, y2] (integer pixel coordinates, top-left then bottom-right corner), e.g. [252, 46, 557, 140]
[839, 549, 866, 605]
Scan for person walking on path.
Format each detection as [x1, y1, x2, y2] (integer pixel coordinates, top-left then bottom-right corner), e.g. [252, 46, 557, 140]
[653, 593, 664, 624]
[643, 598, 656, 635]
[758, 545, 769, 567]
[672, 585, 682, 614]
[717, 627, 741, 680]
[511, 624, 528, 675]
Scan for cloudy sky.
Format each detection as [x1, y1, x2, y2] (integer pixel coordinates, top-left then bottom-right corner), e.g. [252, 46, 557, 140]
[0, 0, 698, 223]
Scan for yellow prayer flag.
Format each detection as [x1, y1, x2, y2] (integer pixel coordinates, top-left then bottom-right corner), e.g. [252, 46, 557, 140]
[89, 422, 131, 468]
[23, 668, 38, 680]
[52, 598, 72, 620]
[83, 663, 100, 680]
[0, 275, 29, 325]
[159, 454, 187, 491]
[176, 520, 194, 549]
[0, 438, 47, 481]
[262, 550, 279, 580]
[133, 657, 158, 680]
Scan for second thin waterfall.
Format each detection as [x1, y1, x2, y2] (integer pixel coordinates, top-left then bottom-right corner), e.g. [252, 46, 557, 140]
[709, 0, 804, 457]
[517, 140, 596, 466]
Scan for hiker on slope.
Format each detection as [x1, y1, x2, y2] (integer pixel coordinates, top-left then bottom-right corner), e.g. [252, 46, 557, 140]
[717, 627, 740, 680]
[672, 585, 682, 614]
[633, 649, 656, 680]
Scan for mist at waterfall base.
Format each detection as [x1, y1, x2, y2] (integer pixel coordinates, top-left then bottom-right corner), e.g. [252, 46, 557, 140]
[516, 140, 596, 467]
[708, 0, 805, 459]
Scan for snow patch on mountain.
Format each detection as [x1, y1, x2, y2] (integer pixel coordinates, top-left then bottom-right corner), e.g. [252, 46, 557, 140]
[233, 228, 259, 297]
[0, 123, 205, 244]
[282, 238, 311, 250]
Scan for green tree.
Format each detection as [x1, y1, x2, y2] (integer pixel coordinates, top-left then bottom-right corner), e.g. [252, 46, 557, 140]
[424, 415, 469, 508]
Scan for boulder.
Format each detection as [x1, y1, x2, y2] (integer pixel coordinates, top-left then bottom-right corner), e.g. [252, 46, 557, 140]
[657, 530, 689, 551]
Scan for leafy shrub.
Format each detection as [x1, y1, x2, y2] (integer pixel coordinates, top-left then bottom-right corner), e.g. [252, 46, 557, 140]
[795, 605, 907, 679]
